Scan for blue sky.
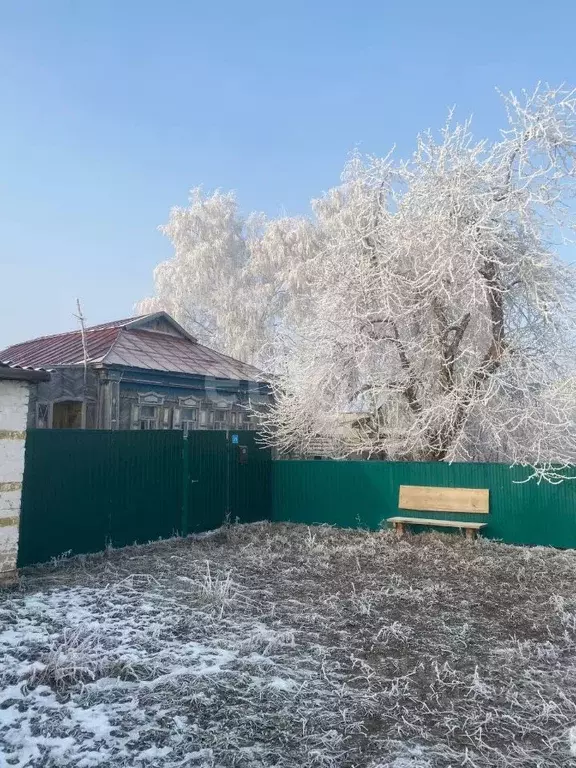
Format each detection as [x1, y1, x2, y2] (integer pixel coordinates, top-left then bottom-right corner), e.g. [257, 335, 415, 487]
[1, 0, 575, 348]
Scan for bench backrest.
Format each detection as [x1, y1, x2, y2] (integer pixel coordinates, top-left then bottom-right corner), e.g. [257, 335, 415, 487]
[398, 485, 489, 514]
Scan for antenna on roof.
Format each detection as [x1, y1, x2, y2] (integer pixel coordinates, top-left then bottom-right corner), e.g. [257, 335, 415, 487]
[74, 299, 89, 389]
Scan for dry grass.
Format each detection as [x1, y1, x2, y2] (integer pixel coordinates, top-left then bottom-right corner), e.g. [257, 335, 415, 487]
[1, 522, 576, 766]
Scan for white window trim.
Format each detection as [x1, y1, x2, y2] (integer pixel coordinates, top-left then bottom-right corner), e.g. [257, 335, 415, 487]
[178, 395, 199, 408]
[138, 392, 165, 406]
[174, 404, 199, 434]
[132, 403, 160, 430]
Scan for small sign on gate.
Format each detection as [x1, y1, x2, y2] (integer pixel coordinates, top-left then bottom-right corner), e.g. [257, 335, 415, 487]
[231, 433, 239, 444]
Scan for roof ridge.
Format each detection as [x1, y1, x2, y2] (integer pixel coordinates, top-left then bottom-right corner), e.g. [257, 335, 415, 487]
[1, 316, 146, 348]
[86, 315, 147, 332]
[100, 325, 125, 364]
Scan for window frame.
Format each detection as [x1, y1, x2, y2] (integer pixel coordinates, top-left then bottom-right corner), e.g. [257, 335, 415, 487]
[213, 409, 228, 429]
[138, 404, 159, 430]
[133, 392, 165, 430]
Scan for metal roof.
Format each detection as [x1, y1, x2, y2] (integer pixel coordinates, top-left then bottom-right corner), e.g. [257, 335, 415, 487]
[0, 313, 264, 382]
[0, 327, 120, 368]
[79, 315, 148, 331]
[0, 361, 51, 382]
[105, 330, 261, 380]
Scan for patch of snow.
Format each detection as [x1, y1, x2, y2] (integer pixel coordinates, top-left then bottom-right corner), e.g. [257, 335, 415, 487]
[138, 745, 173, 761]
[267, 676, 297, 691]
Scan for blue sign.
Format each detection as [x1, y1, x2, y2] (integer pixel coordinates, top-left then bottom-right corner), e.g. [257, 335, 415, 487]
[231, 434, 239, 444]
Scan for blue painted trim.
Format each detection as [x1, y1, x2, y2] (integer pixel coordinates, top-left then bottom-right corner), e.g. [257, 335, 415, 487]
[108, 365, 270, 400]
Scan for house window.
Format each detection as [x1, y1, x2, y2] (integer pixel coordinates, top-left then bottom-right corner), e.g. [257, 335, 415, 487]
[214, 409, 228, 429]
[139, 405, 158, 430]
[52, 401, 83, 429]
[174, 406, 197, 436]
[238, 411, 252, 428]
[181, 407, 197, 427]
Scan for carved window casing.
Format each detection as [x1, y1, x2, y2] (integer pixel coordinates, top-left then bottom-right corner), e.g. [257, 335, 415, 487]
[131, 393, 165, 430]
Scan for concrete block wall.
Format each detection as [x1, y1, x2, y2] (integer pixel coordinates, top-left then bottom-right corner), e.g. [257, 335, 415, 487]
[0, 379, 29, 580]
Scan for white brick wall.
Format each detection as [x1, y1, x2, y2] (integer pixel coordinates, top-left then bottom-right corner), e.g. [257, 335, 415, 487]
[0, 489, 23, 518]
[0, 380, 30, 578]
[0, 441, 26, 484]
[0, 381, 30, 431]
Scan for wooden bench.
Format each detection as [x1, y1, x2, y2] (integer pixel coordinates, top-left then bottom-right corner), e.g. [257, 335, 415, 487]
[388, 485, 489, 539]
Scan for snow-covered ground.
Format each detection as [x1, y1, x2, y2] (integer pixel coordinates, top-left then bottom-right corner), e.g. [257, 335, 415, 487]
[1, 523, 576, 767]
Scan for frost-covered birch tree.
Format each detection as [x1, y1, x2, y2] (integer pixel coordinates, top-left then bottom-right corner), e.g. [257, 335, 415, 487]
[259, 86, 576, 479]
[141, 85, 576, 479]
[137, 189, 318, 365]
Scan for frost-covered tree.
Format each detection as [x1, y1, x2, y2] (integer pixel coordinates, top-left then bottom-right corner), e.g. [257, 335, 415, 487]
[137, 189, 318, 364]
[141, 85, 576, 479]
[258, 85, 576, 480]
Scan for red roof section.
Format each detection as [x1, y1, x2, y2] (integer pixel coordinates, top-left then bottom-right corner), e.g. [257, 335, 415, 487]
[105, 330, 261, 380]
[0, 327, 120, 368]
[0, 313, 264, 382]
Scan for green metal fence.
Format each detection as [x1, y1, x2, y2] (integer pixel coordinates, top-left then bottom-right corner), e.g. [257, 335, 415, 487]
[18, 432, 576, 567]
[18, 429, 271, 567]
[271, 460, 576, 548]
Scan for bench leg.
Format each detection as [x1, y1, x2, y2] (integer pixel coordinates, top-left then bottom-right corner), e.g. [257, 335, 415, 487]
[465, 528, 476, 540]
[394, 522, 405, 537]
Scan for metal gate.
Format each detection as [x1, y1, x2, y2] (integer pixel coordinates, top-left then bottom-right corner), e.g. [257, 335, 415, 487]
[183, 430, 272, 535]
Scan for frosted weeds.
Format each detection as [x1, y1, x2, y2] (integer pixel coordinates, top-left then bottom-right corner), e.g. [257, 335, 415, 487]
[1, 523, 576, 766]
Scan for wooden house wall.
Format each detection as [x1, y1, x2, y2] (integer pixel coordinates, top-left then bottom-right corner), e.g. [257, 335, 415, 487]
[30, 368, 100, 428]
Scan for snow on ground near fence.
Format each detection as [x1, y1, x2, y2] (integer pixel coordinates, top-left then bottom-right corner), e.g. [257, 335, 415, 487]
[1, 523, 576, 767]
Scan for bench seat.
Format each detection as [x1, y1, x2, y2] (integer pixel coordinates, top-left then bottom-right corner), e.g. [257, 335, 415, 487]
[388, 516, 487, 539]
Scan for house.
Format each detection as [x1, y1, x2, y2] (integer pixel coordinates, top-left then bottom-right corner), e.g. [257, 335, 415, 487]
[0, 313, 270, 432]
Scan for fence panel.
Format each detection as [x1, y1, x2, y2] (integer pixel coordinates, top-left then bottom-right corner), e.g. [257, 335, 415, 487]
[19, 430, 108, 565]
[18, 430, 183, 566]
[109, 431, 183, 548]
[272, 460, 576, 548]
